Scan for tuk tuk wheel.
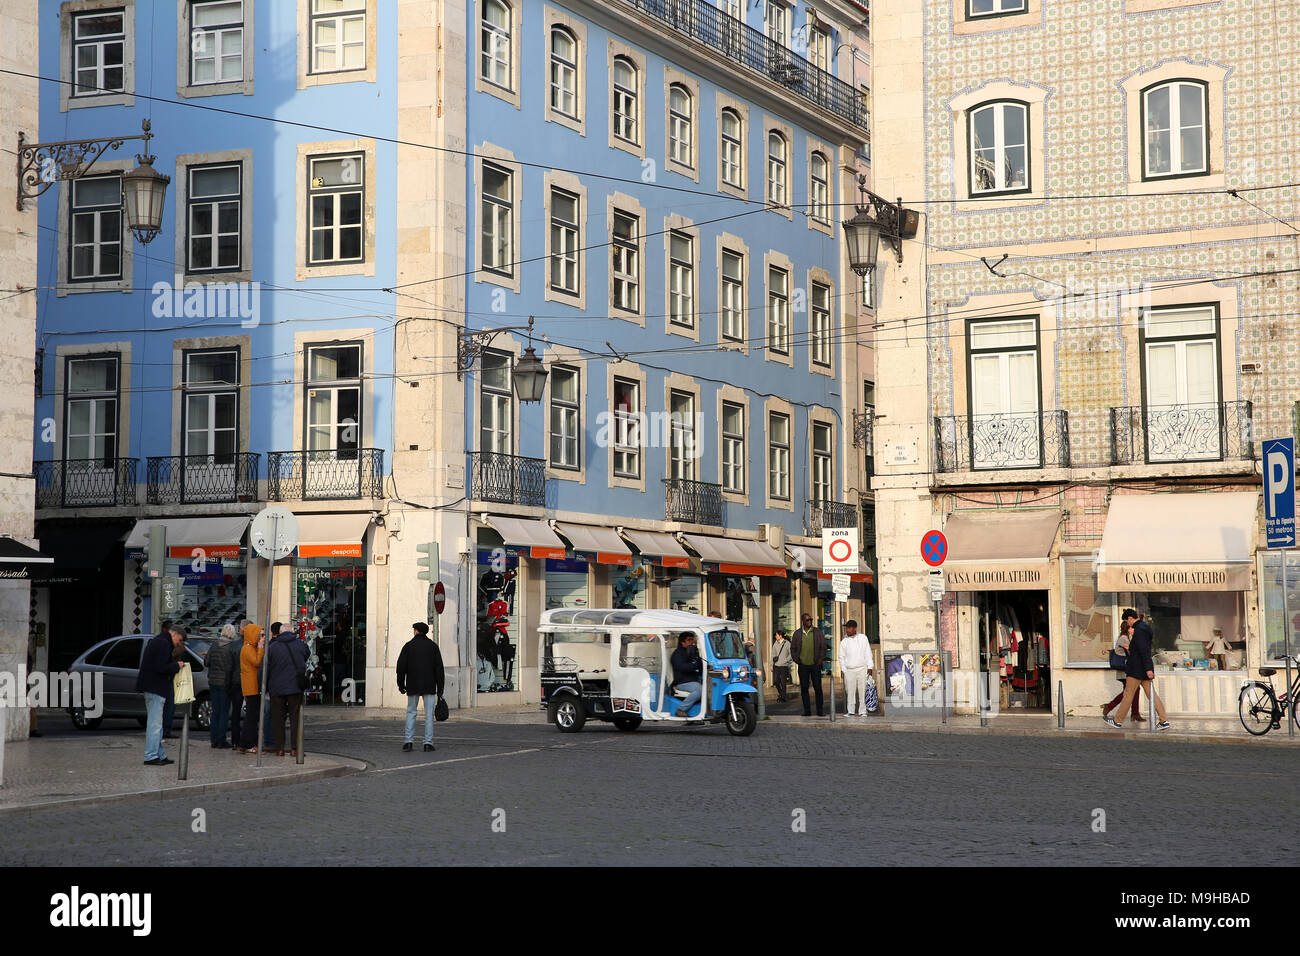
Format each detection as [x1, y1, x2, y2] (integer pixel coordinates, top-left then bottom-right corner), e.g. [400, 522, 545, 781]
[549, 696, 586, 733]
[612, 715, 642, 732]
[725, 698, 757, 737]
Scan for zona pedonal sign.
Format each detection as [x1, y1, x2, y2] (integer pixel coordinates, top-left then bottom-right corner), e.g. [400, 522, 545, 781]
[821, 527, 858, 572]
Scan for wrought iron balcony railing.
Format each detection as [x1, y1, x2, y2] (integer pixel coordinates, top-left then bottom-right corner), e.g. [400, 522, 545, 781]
[1110, 401, 1255, 465]
[664, 477, 724, 526]
[934, 410, 1071, 473]
[146, 453, 260, 505]
[35, 458, 138, 508]
[469, 451, 546, 507]
[616, 0, 869, 129]
[266, 448, 384, 501]
[805, 499, 859, 536]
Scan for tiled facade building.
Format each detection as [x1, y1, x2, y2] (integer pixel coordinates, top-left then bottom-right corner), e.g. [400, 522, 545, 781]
[872, 0, 1299, 718]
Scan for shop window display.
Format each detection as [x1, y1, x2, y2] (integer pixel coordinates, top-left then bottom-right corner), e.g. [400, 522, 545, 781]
[771, 577, 795, 635]
[613, 559, 647, 610]
[294, 559, 366, 704]
[545, 557, 590, 609]
[1260, 552, 1300, 666]
[669, 573, 704, 614]
[974, 590, 1050, 710]
[1126, 591, 1243, 670]
[476, 546, 519, 692]
[161, 555, 248, 638]
[1063, 557, 1115, 665]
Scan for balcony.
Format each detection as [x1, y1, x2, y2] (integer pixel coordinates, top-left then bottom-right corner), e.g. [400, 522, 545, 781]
[934, 410, 1071, 473]
[664, 477, 724, 526]
[615, 0, 869, 129]
[146, 453, 260, 505]
[469, 451, 546, 507]
[806, 499, 859, 536]
[35, 458, 138, 508]
[1110, 402, 1255, 466]
[266, 448, 384, 501]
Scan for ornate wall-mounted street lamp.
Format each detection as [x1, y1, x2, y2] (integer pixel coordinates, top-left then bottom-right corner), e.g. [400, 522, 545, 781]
[16, 117, 170, 245]
[842, 173, 919, 275]
[457, 315, 550, 403]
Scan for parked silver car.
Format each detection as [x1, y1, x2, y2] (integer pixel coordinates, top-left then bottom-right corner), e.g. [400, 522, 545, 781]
[66, 634, 214, 731]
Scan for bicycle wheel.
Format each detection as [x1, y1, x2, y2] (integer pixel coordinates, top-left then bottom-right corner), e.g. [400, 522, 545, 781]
[1238, 682, 1277, 736]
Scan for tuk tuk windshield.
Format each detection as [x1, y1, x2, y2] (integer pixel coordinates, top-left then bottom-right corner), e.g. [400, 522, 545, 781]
[708, 629, 746, 661]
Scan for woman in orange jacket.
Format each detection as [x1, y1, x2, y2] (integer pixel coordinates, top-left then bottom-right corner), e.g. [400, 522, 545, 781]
[237, 623, 265, 752]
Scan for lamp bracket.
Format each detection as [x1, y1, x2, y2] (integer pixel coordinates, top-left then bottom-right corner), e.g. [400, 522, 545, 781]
[16, 118, 153, 212]
[854, 175, 906, 263]
[456, 316, 536, 379]
[852, 409, 874, 451]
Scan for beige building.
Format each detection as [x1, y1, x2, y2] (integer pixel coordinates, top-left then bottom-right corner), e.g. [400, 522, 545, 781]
[872, 0, 1299, 720]
[0, 1, 41, 742]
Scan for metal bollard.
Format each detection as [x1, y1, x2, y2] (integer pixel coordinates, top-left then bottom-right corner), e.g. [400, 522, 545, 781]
[1149, 678, 1156, 733]
[178, 712, 190, 780]
[979, 671, 989, 728]
[296, 697, 305, 765]
[1057, 680, 1065, 729]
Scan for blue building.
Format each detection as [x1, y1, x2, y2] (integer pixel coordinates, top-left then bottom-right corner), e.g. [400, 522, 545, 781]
[450, 0, 873, 703]
[27, 0, 871, 711]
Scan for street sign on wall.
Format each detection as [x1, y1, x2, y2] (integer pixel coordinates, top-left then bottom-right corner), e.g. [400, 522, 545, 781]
[921, 530, 947, 567]
[1263, 437, 1296, 549]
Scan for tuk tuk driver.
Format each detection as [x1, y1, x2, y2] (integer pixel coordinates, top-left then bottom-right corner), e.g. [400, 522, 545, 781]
[670, 632, 704, 718]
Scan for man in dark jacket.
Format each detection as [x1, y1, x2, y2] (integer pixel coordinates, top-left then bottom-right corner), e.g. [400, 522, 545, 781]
[158, 620, 178, 739]
[1105, 609, 1170, 731]
[791, 613, 827, 717]
[670, 632, 704, 718]
[397, 622, 445, 752]
[136, 625, 184, 765]
[266, 624, 310, 756]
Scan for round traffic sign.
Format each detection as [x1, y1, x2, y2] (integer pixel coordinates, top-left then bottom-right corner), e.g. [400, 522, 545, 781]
[433, 581, 446, 615]
[828, 538, 853, 564]
[250, 506, 300, 561]
[921, 529, 947, 567]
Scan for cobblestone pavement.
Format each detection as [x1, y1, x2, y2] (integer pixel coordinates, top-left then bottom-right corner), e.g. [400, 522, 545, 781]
[4, 714, 1297, 866]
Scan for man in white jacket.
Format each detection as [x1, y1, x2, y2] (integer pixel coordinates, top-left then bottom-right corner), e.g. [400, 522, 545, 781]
[839, 620, 875, 717]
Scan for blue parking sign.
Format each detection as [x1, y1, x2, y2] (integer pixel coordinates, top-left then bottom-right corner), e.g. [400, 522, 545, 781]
[1263, 437, 1296, 549]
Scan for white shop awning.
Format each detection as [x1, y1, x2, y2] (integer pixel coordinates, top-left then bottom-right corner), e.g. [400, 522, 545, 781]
[943, 511, 1062, 591]
[681, 534, 787, 577]
[294, 513, 372, 558]
[619, 530, 692, 568]
[554, 523, 633, 566]
[125, 516, 251, 559]
[1097, 492, 1257, 592]
[483, 515, 567, 560]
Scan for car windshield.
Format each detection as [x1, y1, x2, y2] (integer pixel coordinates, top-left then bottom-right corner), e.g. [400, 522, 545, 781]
[708, 629, 746, 661]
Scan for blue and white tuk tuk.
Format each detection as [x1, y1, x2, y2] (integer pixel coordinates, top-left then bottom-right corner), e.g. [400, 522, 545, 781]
[538, 608, 759, 736]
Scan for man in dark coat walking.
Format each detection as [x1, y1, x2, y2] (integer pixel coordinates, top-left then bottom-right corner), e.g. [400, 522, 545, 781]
[266, 623, 310, 756]
[1104, 609, 1170, 731]
[397, 622, 445, 752]
[136, 625, 184, 765]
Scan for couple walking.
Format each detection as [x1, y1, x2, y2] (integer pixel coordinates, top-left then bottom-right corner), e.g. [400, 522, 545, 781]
[1103, 608, 1170, 732]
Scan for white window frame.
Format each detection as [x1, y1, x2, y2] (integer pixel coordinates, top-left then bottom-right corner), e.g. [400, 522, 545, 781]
[186, 162, 243, 274]
[669, 84, 694, 169]
[305, 342, 363, 453]
[64, 355, 120, 465]
[183, 348, 240, 461]
[550, 26, 578, 119]
[768, 411, 791, 502]
[309, 0, 366, 75]
[767, 265, 790, 355]
[69, 174, 123, 282]
[189, 0, 245, 86]
[1142, 80, 1208, 180]
[765, 0, 789, 46]
[669, 230, 696, 330]
[72, 7, 126, 97]
[480, 0, 512, 90]
[721, 108, 744, 189]
[810, 152, 830, 225]
[767, 131, 788, 207]
[810, 281, 832, 368]
[669, 390, 696, 481]
[612, 210, 640, 314]
[307, 152, 365, 266]
[969, 100, 1030, 195]
[613, 377, 641, 480]
[548, 364, 580, 471]
[479, 348, 514, 456]
[481, 161, 514, 278]
[721, 400, 745, 494]
[811, 421, 833, 504]
[549, 186, 581, 296]
[612, 56, 639, 146]
[967, 0, 1027, 16]
[721, 249, 745, 343]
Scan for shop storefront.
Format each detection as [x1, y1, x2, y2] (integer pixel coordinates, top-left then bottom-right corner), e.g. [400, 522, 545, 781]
[945, 510, 1062, 713]
[290, 513, 373, 705]
[1086, 491, 1256, 716]
[31, 519, 132, 671]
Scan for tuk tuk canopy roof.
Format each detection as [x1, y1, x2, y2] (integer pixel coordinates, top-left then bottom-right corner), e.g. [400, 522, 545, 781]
[539, 608, 735, 631]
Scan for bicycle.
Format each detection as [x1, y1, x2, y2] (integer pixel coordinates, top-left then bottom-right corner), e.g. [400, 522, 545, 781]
[1238, 657, 1300, 736]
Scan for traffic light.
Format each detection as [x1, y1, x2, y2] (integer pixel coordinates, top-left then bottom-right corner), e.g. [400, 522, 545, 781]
[416, 541, 438, 582]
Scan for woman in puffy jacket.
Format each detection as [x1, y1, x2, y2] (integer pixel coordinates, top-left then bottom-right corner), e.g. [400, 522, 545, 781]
[237, 623, 265, 752]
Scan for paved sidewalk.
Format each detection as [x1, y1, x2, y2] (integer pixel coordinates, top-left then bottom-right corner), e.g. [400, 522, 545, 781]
[0, 731, 364, 816]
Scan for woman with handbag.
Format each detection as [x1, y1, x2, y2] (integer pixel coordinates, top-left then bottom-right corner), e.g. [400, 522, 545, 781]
[1101, 620, 1143, 723]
